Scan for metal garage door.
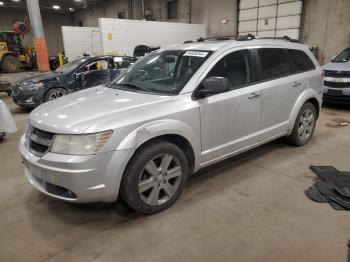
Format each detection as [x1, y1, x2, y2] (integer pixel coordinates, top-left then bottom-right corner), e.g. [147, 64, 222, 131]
[238, 0, 302, 39]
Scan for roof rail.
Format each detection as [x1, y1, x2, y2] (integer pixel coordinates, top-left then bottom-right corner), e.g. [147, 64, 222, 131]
[183, 34, 299, 44]
[254, 35, 300, 43]
[183, 34, 255, 44]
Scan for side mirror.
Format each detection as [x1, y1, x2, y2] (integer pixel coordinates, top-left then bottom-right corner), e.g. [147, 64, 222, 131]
[194, 77, 230, 99]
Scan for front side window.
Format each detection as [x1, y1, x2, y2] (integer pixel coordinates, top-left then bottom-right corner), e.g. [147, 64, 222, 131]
[331, 48, 350, 63]
[287, 49, 315, 73]
[110, 50, 211, 95]
[79, 59, 110, 72]
[257, 48, 291, 80]
[114, 57, 134, 69]
[207, 50, 252, 90]
[55, 58, 88, 74]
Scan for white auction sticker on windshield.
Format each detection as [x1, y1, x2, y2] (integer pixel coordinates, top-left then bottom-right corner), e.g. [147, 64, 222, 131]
[183, 51, 208, 57]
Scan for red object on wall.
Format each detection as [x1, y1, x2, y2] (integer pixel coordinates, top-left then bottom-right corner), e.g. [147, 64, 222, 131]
[13, 21, 29, 34]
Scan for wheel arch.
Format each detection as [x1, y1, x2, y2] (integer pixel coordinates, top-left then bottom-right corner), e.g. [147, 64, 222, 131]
[288, 89, 321, 133]
[116, 120, 201, 174]
[43, 86, 69, 102]
[1, 52, 18, 61]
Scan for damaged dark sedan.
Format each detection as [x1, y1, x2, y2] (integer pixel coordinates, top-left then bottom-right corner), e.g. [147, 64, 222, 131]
[12, 55, 137, 108]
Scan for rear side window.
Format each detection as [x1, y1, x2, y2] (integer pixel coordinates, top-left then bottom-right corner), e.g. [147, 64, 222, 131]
[257, 48, 291, 80]
[287, 49, 315, 72]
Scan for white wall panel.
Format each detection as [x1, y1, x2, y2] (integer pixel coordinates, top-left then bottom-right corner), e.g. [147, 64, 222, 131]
[278, 1, 302, 16]
[258, 5, 277, 19]
[276, 29, 300, 39]
[258, 18, 276, 31]
[278, 0, 297, 3]
[259, 0, 277, 7]
[238, 0, 303, 39]
[98, 19, 207, 56]
[239, 0, 259, 9]
[62, 26, 102, 62]
[239, 20, 258, 33]
[277, 15, 301, 29]
[239, 8, 258, 21]
[257, 30, 275, 37]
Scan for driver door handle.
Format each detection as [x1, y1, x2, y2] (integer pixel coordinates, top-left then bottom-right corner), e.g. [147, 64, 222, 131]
[292, 81, 302, 87]
[248, 92, 261, 99]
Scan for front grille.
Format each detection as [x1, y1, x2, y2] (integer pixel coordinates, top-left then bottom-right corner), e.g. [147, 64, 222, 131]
[27, 127, 54, 156]
[324, 81, 350, 88]
[45, 182, 77, 199]
[29, 140, 49, 153]
[324, 70, 350, 78]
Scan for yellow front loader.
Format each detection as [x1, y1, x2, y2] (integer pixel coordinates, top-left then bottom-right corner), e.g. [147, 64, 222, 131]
[0, 31, 35, 73]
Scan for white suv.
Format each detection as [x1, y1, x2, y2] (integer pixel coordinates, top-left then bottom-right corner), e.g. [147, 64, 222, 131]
[20, 37, 323, 214]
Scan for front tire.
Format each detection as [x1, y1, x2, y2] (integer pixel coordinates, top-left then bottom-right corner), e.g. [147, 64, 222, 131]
[1, 55, 20, 73]
[120, 140, 188, 214]
[287, 102, 317, 146]
[44, 88, 67, 103]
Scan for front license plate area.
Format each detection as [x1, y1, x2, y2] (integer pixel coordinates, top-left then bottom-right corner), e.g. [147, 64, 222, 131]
[327, 89, 343, 96]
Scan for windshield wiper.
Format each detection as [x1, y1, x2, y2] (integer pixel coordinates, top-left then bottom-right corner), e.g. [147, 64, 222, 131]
[112, 83, 142, 90]
[111, 83, 156, 93]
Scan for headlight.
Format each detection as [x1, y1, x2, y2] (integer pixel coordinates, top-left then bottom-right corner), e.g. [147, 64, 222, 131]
[18, 82, 44, 91]
[50, 131, 113, 155]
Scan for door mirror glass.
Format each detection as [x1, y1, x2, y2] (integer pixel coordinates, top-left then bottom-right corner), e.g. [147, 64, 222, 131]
[195, 77, 230, 98]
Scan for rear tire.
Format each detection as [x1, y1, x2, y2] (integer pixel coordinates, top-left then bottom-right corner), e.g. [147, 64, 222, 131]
[287, 102, 317, 146]
[120, 140, 188, 214]
[44, 88, 67, 103]
[1, 55, 20, 73]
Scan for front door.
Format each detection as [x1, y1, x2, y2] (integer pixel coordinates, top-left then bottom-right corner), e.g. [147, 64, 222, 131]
[198, 49, 262, 163]
[76, 59, 112, 89]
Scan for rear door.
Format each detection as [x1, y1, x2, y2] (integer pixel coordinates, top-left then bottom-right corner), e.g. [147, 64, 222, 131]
[254, 47, 308, 140]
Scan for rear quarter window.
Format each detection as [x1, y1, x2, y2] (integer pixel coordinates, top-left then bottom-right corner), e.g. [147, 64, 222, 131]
[287, 49, 316, 73]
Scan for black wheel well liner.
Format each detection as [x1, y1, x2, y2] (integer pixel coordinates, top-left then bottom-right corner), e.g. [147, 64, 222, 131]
[305, 97, 320, 118]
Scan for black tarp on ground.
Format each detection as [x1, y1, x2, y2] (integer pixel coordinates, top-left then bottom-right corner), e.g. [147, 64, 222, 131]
[306, 166, 350, 210]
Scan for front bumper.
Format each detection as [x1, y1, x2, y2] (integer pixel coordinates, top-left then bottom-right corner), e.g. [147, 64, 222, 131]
[12, 91, 41, 107]
[323, 85, 350, 104]
[19, 135, 134, 203]
[0, 80, 12, 94]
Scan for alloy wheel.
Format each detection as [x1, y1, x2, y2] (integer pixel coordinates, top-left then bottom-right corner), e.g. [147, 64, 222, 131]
[48, 90, 66, 100]
[297, 108, 315, 141]
[138, 153, 183, 206]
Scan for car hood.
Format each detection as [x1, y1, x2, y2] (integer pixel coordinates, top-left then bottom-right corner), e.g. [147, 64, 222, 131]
[323, 62, 350, 71]
[29, 86, 172, 134]
[17, 72, 58, 85]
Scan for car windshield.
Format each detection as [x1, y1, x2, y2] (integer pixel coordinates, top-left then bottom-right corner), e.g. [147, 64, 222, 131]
[109, 50, 212, 95]
[331, 48, 350, 63]
[55, 58, 89, 73]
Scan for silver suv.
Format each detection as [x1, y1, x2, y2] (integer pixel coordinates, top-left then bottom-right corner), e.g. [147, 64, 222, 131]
[20, 38, 323, 214]
[323, 47, 350, 104]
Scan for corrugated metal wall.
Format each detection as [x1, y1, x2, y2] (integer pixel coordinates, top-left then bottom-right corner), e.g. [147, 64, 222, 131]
[238, 0, 302, 39]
